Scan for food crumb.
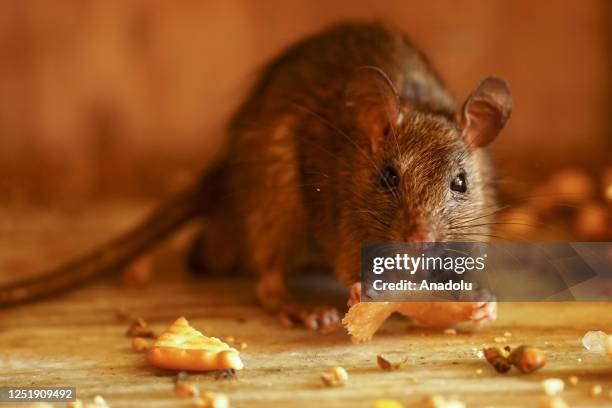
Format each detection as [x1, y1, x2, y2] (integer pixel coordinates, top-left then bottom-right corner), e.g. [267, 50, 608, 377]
[239, 342, 248, 350]
[376, 355, 407, 371]
[373, 399, 404, 408]
[126, 317, 155, 338]
[504, 331, 512, 337]
[541, 378, 564, 396]
[67, 400, 83, 408]
[590, 384, 602, 397]
[443, 328, 456, 335]
[194, 392, 229, 408]
[174, 382, 199, 399]
[424, 395, 465, 408]
[131, 337, 149, 352]
[321, 366, 349, 387]
[539, 396, 568, 408]
[567, 375, 579, 386]
[494, 336, 507, 343]
[475, 368, 483, 375]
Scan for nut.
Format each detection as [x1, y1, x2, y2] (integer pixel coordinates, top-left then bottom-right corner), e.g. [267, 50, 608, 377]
[541, 378, 564, 396]
[194, 392, 229, 408]
[376, 355, 407, 371]
[508, 346, 546, 374]
[483, 347, 512, 373]
[320, 366, 348, 387]
[131, 337, 149, 352]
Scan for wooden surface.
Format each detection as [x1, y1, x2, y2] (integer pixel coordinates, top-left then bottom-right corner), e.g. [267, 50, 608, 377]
[0, 204, 611, 408]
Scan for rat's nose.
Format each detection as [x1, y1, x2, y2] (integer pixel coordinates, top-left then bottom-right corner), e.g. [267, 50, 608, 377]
[405, 231, 434, 251]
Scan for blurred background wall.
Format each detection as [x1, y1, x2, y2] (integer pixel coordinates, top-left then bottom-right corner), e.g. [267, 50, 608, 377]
[0, 0, 610, 206]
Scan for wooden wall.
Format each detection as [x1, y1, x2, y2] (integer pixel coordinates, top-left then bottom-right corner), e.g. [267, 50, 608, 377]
[0, 0, 609, 205]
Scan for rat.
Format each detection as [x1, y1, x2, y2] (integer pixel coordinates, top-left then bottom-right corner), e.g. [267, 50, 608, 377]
[0, 22, 511, 330]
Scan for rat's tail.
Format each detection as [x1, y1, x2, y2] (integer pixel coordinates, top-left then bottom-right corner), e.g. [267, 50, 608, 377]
[0, 177, 211, 307]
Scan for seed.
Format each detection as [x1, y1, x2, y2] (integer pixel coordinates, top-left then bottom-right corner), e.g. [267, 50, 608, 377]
[483, 347, 511, 373]
[320, 366, 349, 387]
[541, 378, 564, 396]
[376, 355, 407, 371]
[194, 392, 229, 408]
[131, 337, 149, 352]
[508, 346, 546, 374]
[590, 384, 602, 397]
[174, 382, 199, 398]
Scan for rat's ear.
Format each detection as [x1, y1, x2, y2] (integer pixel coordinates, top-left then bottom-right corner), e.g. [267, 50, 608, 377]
[457, 76, 512, 148]
[345, 66, 400, 153]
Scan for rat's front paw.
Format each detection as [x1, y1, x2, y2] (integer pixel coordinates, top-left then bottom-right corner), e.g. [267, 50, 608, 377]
[277, 305, 340, 331]
[468, 301, 497, 328]
[347, 282, 362, 307]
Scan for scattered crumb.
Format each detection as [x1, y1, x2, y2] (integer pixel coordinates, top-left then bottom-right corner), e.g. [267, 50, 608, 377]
[475, 368, 483, 375]
[174, 382, 199, 399]
[376, 355, 407, 371]
[131, 337, 149, 352]
[373, 399, 404, 408]
[576, 357, 582, 363]
[126, 317, 155, 338]
[590, 384, 602, 397]
[424, 395, 465, 408]
[443, 328, 457, 335]
[225, 336, 235, 343]
[84, 396, 110, 408]
[504, 331, 512, 337]
[321, 366, 349, 387]
[239, 342, 248, 350]
[67, 400, 83, 408]
[539, 396, 568, 408]
[567, 375, 579, 386]
[541, 378, 564, 396]
[194, 392, 229, 408]
[494, 337, 507, 343]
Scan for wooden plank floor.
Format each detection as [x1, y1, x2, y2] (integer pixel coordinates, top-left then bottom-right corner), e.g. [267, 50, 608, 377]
[0, 203, 611, 407]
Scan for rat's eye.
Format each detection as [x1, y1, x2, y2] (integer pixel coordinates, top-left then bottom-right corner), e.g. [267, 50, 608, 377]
[380, 166, 399, 190]
[450, 172, 467, 193]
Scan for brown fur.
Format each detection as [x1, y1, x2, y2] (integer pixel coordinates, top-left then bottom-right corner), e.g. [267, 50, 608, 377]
[0, 22, 508, 326]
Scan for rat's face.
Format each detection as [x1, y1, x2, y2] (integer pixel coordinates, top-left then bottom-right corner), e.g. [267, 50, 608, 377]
[357, 113, 493, 242]
[345, 68, 512, 244]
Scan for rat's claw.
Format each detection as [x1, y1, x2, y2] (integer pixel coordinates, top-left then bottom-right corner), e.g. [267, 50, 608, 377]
[348, 282, 362, 307]
[278, 306, 340, 331]
[469, 301, 497, 328]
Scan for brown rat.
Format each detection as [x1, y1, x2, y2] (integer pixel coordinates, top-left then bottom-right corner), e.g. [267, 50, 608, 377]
[0, 22, 511, 330]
